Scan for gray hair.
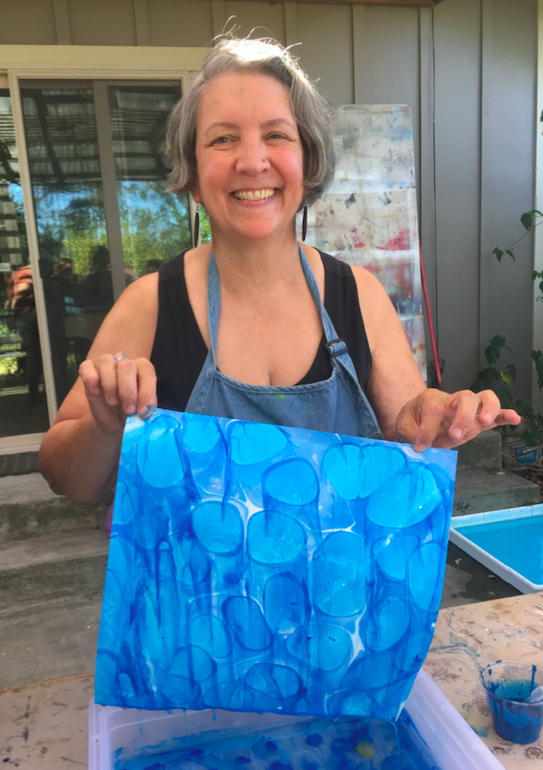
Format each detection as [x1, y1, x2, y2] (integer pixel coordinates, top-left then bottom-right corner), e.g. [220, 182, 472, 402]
[166, 36, 335, 208]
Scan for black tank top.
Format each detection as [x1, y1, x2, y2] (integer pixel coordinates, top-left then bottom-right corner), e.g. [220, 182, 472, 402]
[151, 250, 372, 412]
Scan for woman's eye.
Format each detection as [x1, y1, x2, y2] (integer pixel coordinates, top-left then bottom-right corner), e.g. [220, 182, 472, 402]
[211, 136, 232, 145]
[267, 133, 288, 141]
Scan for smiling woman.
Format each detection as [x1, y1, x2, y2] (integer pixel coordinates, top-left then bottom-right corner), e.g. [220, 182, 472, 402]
[192, 72, 305, 246]
[39, 35, 520, 502]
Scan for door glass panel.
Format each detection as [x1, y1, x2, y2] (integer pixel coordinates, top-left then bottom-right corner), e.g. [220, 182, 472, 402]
[8, 79, 191, 436]
[20, 85, 112, 406]
[0, 90, 49, 438]
[108, 85, 191, 277]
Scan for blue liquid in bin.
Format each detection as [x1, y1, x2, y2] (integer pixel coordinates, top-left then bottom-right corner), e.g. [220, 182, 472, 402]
[455, 515, 543, 585]
[113, 712, 441, 770]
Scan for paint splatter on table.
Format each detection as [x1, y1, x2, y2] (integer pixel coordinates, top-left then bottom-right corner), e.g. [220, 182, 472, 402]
[423, 592, 543, 768]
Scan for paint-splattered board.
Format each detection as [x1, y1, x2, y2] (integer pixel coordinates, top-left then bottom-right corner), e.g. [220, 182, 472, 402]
[0, 674, 93, 768]
[423, 592, 543, 767]
[304, 105, 427, 380]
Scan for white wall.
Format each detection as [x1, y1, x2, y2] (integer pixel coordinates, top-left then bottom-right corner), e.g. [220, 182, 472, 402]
[0, 0, 537, 395]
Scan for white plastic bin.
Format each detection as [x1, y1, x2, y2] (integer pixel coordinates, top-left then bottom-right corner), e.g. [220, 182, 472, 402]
[89, 670, 503, 770]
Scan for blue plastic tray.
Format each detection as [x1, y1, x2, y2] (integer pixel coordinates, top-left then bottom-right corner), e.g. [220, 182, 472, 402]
[450, 504, 543, 593]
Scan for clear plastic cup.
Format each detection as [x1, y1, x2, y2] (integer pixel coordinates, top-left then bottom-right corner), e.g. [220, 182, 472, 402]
[480, 660, 543, 744]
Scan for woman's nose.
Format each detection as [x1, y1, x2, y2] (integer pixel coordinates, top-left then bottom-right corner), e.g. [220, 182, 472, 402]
[235, 138, 270, 174]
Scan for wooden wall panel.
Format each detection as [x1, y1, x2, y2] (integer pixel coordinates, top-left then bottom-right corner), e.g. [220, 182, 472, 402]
[353, 5, 421, 187]
[432, 0, 482, 392]
[148, 0, 213, 46]
[68, 0, 137, 45]
[296, 3, 354, 105]
[480, 0, 537, 399]
[0, 0, 57, 45]
[224, 1, 287, 44]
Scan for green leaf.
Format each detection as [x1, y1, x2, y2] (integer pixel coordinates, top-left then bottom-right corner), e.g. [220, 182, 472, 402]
[505, 363, 517, 381]
[505, 249, 516, 261]
[493, 247, 504, 262]
[471, 367, 498, 392]
[540, 108, 543, 123]
[532, 349, 543, 389]
[522, 425, 543, 447]
[515, 399, 534, 421]
[494, 382, 514, 409]
[521, 210, 543, 231]
[484, 336, 506, 365]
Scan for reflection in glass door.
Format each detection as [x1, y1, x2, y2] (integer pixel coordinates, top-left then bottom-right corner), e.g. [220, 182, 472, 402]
[107, 85, 191, 277]
[20, 84, 108, 408]
[16, 80, 191, 428]
[0, 90, 49, 439]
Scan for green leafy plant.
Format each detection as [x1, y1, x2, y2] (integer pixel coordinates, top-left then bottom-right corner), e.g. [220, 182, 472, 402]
[471, 336, 517, 407]
[493, 209, 543, 263]
[479, 111, 543, 450]
[472, 336, 543, 446]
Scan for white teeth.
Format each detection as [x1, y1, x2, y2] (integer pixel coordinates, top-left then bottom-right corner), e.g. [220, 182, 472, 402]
[233, 189, 274, 201]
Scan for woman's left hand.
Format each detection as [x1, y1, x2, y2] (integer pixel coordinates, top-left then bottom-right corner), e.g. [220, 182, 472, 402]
[396, 388, 521, 452]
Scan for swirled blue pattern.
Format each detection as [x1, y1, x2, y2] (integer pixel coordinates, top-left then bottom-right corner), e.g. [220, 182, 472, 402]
[95, 409, 456, 720]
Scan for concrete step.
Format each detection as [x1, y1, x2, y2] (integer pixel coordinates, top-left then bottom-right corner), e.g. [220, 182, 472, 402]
[452, 468, 540, 516]
[0, 528, 109, 609]
[0, 473, 111, 543]
[0, 592, 102, 689]
[453, 429, 502, 471]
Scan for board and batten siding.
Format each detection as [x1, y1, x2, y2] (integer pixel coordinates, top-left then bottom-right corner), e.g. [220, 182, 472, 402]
[0, 0, 538, 397]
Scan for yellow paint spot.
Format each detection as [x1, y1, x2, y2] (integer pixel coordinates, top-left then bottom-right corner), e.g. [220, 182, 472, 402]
[356, 740, 374, 758]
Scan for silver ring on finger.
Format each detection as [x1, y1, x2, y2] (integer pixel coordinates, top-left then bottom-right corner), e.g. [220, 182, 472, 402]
[114, 352, 127, 364]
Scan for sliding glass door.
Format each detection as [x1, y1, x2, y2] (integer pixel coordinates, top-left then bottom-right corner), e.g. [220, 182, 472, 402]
[0, 89, 50, 437]
[0, 79, 191, 439]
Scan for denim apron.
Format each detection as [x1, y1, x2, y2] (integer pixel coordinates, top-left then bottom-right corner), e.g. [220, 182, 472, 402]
[185, 247, 382, 439]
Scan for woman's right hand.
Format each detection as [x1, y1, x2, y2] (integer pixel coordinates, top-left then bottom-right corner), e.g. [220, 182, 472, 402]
[79, 353, 157, 435]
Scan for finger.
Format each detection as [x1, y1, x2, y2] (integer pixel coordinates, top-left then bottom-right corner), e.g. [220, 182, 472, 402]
[474, 389, 502, 427]
[79, 359, 102, 399]
[134, 358, 158, 419]
[412, 391, 448, 452]
[116, 358, 138, 415]
[446, 390, 481, 443]
[489, 408, 522, 428]
[97, 354, 121, 406]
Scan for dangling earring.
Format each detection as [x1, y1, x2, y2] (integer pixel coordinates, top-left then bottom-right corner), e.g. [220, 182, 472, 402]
[192, 203, 200, 249]
[302, 204, 308, 241]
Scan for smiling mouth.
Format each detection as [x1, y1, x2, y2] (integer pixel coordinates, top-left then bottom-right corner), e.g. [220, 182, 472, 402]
[232, 189, 275, 201]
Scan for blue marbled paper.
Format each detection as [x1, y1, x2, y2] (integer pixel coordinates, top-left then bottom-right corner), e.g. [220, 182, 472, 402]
[95, 409, 456, 720]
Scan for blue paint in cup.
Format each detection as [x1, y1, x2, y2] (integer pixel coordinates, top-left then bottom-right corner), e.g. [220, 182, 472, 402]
[480, 661, 543, 744]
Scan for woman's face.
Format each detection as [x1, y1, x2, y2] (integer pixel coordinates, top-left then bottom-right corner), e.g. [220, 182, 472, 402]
[193, 71, 305, 245]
